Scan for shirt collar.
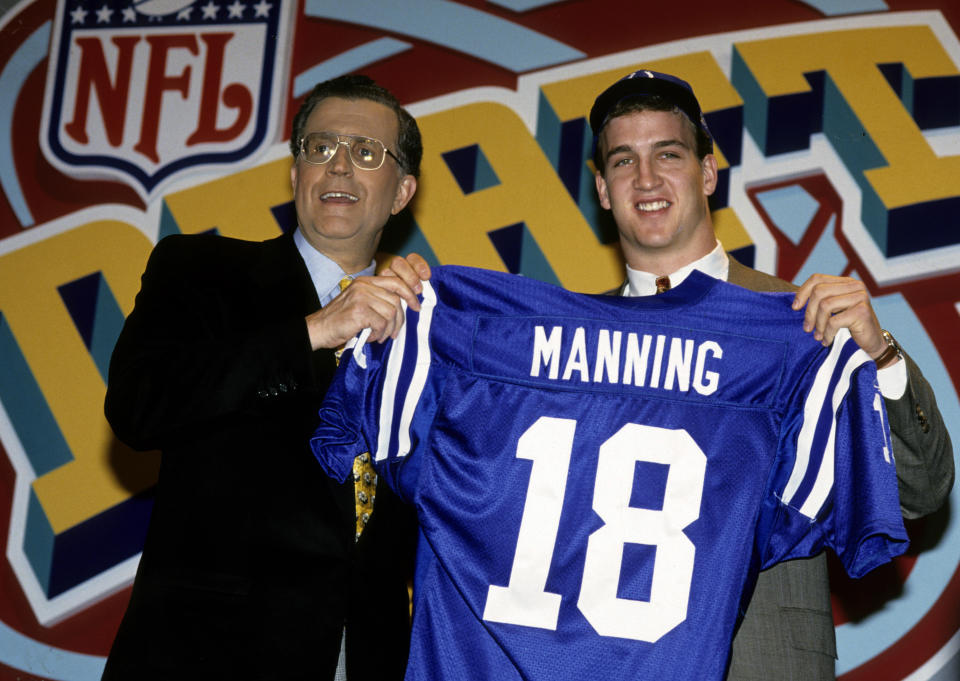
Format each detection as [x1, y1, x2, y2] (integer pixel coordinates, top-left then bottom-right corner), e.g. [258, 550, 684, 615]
[293, 228, 376, 307]
[623, 240, 728, 296]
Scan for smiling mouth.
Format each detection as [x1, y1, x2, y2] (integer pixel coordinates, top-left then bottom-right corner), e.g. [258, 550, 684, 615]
[320, 191, 359, 202]
[636, 200, 670, 212]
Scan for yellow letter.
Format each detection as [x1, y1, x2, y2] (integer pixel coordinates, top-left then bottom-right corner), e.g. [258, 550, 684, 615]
[733, 25, 960, 256]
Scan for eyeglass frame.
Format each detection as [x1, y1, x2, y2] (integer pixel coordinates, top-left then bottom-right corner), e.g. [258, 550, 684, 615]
[297, 131, 403, 171]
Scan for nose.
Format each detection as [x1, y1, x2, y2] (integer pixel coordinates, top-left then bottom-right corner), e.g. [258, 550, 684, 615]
[327, 141, 353, 175]
[633, 156, 660, 190]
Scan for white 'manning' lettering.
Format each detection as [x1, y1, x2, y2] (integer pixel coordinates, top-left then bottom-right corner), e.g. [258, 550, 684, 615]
[530, 326, 722, 396]
[531, 325, 563, 379]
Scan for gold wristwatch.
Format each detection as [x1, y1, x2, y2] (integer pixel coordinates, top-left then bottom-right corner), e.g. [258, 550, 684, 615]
[874, 329, 901, 369]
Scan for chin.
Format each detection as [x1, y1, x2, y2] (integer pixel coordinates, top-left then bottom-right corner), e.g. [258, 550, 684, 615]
[309, 217, 361, 237]
[631, 230, 679, 250]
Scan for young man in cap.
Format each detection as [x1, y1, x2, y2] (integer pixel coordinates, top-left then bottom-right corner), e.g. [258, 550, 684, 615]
[586, 69, 953, 679]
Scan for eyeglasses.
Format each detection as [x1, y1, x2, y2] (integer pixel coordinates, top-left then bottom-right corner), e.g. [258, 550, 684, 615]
[298, 132, 402, 171]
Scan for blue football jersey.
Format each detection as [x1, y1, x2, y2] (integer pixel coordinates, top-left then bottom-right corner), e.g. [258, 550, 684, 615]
[311, 265, 907, 681]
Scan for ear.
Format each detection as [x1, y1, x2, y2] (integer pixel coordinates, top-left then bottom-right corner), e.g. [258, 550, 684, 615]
[595, 170, 611, 210]
[701, 154, 718, 197]
[391, 174, 418, 215]
[290, 161, 298, 195]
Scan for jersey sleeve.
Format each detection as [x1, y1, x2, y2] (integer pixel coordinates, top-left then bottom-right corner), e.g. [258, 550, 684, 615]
[762, 328, 909, 578]
[310, 280, 442, 497]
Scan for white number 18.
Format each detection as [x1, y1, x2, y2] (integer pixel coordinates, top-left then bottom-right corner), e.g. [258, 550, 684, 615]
[482, 416, 706, 642]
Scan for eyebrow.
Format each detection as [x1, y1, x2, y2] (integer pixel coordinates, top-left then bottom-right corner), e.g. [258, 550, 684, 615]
[605, 137, 691, 162]
[653, 138, 691, 150]
[605, 143, 634, 157]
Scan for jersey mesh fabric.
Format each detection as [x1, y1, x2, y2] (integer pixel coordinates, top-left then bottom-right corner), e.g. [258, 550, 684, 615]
[311, 265, 907, 681]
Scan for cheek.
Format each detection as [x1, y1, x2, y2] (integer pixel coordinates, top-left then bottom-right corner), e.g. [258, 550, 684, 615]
[293, 167, 317, 196]
[610, 179, 634, 209]
[680, 169, 704, 196]
[292, 178, 307, 208]
[605, 177, 626, 206]
[380, 178, 403, 213]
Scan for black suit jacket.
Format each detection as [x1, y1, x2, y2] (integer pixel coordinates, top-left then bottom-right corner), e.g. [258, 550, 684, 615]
[102, 231, 417, 681]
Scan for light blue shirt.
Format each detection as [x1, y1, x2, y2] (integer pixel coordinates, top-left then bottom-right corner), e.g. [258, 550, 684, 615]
[293, 228, 376, 307]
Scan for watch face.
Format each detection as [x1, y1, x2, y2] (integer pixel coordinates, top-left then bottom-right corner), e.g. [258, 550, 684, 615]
[875, 330, 901, 369]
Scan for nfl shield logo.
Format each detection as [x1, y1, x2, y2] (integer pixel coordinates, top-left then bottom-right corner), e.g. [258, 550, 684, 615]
[40, 0, 293, 202]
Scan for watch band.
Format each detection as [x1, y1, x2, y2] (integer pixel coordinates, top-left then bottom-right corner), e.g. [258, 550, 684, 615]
[874, 329, 901, 369]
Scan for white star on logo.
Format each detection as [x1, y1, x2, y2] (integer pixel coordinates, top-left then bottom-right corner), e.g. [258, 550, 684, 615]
[122, 6, 136, 21]
[70, 5, 88, 23]
[177, 6, 192, 19]
[226, 0, 244, 18]
[252, 0, 270, 17]
[201, 0, 218, 19]
[95, 4, 113, 22]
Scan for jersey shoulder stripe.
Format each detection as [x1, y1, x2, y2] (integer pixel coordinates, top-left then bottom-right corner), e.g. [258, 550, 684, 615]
[782, 328, 872, 518]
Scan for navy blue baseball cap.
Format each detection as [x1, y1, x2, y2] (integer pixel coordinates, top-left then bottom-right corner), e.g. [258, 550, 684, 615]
[589, 70, 712, 153]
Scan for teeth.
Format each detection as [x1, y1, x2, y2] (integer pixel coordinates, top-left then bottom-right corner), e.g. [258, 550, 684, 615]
[321, 191, 359, 201]
[637, 200, 669, 211]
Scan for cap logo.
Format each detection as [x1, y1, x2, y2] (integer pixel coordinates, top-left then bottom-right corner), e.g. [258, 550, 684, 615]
[589, 69, 714, 156]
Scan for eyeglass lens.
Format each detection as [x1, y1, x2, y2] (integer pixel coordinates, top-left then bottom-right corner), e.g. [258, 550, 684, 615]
[302, 133, 385, 169]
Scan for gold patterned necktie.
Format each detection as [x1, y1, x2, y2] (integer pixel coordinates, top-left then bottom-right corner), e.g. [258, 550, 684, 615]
[336, 277, 378, 540]
[655, 275, 671, 294]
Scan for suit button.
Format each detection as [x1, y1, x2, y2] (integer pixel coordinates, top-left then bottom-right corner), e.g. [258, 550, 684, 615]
[257, 389, 269, 399]
[278, 382, 288, 393]
[916, 406, 930, 433]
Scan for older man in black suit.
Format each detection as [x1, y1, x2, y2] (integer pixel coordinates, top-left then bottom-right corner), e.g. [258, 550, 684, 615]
[102, 75, 426, 681]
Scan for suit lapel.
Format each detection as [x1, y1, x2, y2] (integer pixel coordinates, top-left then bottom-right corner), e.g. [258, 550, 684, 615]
[250, 231, 322, 317]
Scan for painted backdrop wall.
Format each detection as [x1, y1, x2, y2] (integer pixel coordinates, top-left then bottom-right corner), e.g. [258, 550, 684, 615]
[0, 0, 958, 679]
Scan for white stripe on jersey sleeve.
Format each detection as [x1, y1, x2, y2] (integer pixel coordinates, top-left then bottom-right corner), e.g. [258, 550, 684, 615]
[798, 342, 871, 519]
[781, 329, 871, 518]
[781, 331, 847, 505]
[346, 327, 373, 369]
[375, 299, 408, 462]
[395, 280, 437, 458]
